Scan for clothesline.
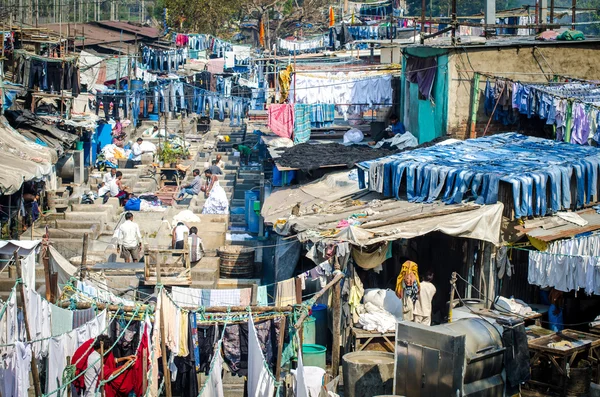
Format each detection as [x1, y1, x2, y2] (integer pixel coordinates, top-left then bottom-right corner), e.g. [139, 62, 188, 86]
[513, 246, 600, 260]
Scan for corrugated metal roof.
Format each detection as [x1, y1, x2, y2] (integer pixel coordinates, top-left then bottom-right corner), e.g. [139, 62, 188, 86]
[515, 209, 600, 242]
[94, 21, 161, 39]
[40, 23, 136, 47]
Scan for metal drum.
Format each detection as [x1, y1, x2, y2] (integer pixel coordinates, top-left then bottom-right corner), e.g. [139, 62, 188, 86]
[343, 352, 395, 397]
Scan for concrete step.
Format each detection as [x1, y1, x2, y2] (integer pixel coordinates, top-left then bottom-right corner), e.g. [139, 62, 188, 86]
[191, 256, 220, 271]
[189, 280, 217, 289]
[191, 268, 219, 283]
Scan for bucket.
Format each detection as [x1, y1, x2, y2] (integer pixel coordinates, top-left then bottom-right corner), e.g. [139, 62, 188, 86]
[312, 304, 328, 347]
[244, 190, 259, 224]
[302, 344, 326, 370]
[342, 351, 395, 397]
[302, 316, 316, 344]
[148, 113, 159, 121]
[75, 141, 84, 150]
[216, 246, 255, 278]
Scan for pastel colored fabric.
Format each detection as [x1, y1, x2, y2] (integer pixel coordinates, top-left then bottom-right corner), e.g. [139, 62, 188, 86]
[268, 104, 295, 139]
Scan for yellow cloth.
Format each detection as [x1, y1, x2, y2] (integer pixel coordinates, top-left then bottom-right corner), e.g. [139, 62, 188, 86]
[178, 311, 189, 357]
[349, 272, 364, 323]
[395, 260, 420, 298]
[527, 235, 548, 251]
[278, 65, 294, 103]
[275, 278, 296, 306]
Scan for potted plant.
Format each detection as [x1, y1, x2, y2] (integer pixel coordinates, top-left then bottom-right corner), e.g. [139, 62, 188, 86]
[158, 142, 180, 168]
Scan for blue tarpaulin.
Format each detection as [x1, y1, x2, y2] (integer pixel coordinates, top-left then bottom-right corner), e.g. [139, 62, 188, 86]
[358, 133, 600, 218]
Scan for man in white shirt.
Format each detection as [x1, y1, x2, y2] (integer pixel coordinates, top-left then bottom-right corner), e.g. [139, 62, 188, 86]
[131, 137, 145, 166]
[413, 271, 437, 326]
[103, 168, 117, 185]
[215, 154, 225, 170]
[117, 212, 142, 263]
[98, 171, 126, 204]
[188, 226, 205, 264]
[172, 222, 189, 250]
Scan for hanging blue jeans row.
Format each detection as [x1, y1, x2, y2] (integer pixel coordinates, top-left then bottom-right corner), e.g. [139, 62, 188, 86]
[96, 91, 129, 120]
[191, 87, 248, 126]
[141, 47, 186, 73]
[357, 132, 600, 219]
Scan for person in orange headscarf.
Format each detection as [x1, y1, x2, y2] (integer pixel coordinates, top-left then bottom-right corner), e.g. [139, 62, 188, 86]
[395, 260, 420, 321]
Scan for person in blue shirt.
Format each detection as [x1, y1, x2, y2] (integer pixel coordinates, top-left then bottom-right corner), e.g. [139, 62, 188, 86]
[368, 114, 406, 145]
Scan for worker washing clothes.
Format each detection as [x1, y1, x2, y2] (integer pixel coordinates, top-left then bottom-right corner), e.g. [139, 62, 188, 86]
[172, 222, 190, 250]
[131, 137, 150, 167]
[209, 160, 223, 175]
[102, 167, 117, 186]
[117, 212, 143, 263]
[233, 144, 255, 165]
[413, 271, 436, 325]
[215, 154, 225, 170]
[188, 226, 205, 265]
[368, 114, 407, 146]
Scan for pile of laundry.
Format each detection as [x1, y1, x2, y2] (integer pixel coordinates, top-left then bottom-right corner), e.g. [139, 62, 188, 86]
[101, 144, 131, 164]
[124, 195, 167, 212]
[351, 284, 403, 333]
[494, 296, 533, 316]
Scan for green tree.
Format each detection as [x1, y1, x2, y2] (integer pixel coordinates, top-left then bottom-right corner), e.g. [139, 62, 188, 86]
[165, 0, 240, 35]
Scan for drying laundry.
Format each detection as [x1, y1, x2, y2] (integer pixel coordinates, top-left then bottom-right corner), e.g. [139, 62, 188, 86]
[359, 132, 600, 218]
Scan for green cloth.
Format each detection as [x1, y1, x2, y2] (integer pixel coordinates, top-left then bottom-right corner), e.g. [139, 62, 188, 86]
[237, 145, 252, 156]
[557, 30, 585, 41]
[565, 101, 573, 143]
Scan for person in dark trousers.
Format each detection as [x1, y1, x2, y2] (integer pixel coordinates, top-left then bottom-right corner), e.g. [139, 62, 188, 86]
[233, 144, 253, 165]
[368, 114, 406, 145]
[172, 222, 190, 249]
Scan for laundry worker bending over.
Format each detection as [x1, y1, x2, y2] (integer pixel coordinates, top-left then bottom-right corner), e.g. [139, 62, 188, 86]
[368, 114, 406, 146]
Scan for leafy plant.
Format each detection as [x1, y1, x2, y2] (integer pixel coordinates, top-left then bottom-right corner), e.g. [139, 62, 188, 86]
[158, 142, 184, 165]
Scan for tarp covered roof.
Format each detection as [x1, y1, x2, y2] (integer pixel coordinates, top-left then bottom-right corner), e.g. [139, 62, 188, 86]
[0, 117, 55, 195]
[263, 170, 504, 246]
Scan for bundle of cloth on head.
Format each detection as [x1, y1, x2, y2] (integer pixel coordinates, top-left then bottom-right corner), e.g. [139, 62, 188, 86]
[396, 260, 420, 302]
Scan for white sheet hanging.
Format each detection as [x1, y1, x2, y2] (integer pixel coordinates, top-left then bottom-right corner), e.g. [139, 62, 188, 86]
[22, 251, 36, 291]
[247, 315, 276, 397]
[200, 347, 225, 397]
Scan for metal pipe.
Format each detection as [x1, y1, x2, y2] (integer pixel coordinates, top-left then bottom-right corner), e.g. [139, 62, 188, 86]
[550, 0, 555, 24]
[451, 0, 457, 39]
[572, 0, 576, 30]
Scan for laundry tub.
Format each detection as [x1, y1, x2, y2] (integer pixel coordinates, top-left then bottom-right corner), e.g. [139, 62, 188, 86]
[302, 316, 316, 344]
[312, 304, 328, 347]
[302, 344, 326, 370]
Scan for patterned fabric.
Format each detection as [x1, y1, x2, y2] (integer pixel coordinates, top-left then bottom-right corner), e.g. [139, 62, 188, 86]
[268, 104, 294, 138]
[293, 104, 312, 144]
[72, 308, 95, 329]
[310, 103, 335, 128]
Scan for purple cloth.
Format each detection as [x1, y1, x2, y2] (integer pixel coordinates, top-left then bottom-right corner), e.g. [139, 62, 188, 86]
[405, 56, 437, 99]
[571, 103, 590, 145]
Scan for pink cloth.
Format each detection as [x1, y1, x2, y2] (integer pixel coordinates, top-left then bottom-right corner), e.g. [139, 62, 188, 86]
[207, 58, 225, 74]
[267, 104, 295, 138]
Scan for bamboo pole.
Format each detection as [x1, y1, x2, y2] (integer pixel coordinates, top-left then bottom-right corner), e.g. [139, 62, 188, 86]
[157, 260, 173, 397]
[294, 272, 344, 329]
[80, 232, 89, 281]
[15, 251, 42, 397]
[275, 315, 286, 381]
[56, 300, 294, 313]
[331, 256, 342, 378]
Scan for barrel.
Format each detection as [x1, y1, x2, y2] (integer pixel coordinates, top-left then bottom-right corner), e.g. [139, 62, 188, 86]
[244, 190, 259, 224]
[217, 246, 255, 278]
[247, 197, 260, 233]
[302, 316, 316, 344]
[312, 304, 328, 347]
[130, 79, 144, 90]
[342, 352, 395, 397]
[302, 344, 326, 369]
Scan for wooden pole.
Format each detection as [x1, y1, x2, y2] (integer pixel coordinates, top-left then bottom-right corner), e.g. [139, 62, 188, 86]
[294, 272, 344, 329]
[571, 0, 576, 30]
[66, 356, 72, 397]
[100, 342, 105, 397]
[448, 272, 457, 323]
[41, 232, 54, 302]
[550, 0, 555, 24]
[80, 232, 89, 281]
[15, 251, 42, 397]
[142, 346, 148, 392]
[331, 257, 342, 378]
[57, 300, 293, 313]
[157, 261, 173, 397]
[468, 72, 481, 139]
[275, 315, 286, 381]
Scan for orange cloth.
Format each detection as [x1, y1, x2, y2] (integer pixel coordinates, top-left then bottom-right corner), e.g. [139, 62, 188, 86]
[259, 20, 266, 47]
[329, 7, 335, 27]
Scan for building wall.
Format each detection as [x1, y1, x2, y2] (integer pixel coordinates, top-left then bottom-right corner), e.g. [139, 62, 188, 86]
[446, 42, 600, 139]
[401, 47, 449, 143]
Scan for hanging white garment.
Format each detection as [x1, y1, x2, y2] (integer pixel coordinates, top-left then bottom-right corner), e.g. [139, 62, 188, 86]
[200, 348, 225, 397]
[0, 291, 17, 356]
[14, 341, 32, 397]
[247, 315, 276, 397]
[294, 346, 309, 397]
[22, 251, 37, 290]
